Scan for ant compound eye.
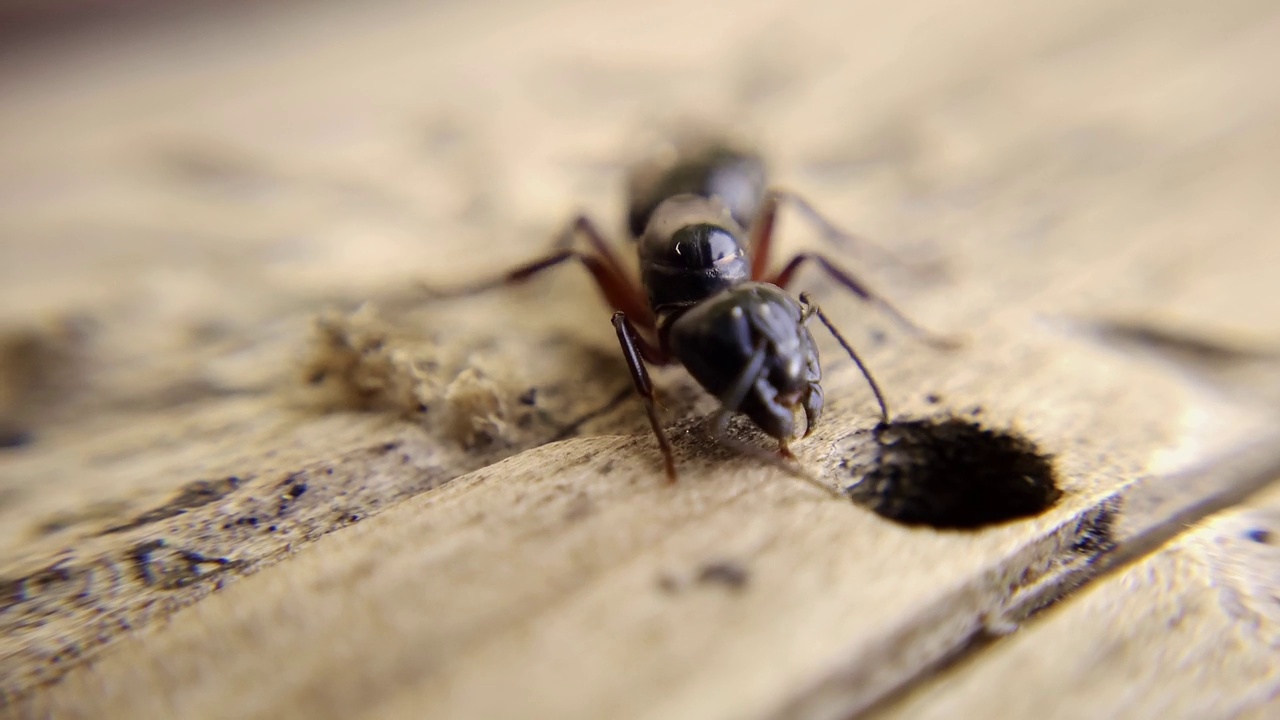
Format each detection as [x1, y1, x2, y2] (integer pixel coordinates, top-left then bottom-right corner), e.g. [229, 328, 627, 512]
[666, 224, 742, 268]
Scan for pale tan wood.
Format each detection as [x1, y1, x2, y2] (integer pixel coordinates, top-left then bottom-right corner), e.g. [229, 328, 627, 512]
[1, 0, 1279, 717]
[1236, 692, 1280, 720]
[873, 479, 1280, 720]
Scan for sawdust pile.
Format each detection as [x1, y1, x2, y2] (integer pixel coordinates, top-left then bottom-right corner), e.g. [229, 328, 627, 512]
[300, 304, 512, 449]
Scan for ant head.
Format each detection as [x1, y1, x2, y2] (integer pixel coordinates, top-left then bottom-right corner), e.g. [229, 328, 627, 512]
[667, 283, 823, 442]
[639, 195, 746, 270]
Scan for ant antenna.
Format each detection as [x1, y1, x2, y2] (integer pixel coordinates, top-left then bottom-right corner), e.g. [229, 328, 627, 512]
[800, 292, 890, 423]
[708, 338, 842, 498]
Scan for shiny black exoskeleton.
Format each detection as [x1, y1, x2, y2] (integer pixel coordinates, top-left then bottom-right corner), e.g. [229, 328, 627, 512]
[433, 133, 948, 483]
[636, 194, 824, 445]
[667, 279, 823, 441]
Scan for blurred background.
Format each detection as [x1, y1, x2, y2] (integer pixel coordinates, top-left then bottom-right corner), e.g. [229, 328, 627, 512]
[4, 0, 1277, 397]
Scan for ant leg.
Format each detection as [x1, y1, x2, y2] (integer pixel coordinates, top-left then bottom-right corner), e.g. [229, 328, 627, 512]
[612, 312, 677, 481]
[771, 253, 958, 349]
[708, 339, 770, 433]
[706, 340, 840, 497]
[747, 189, 783, 281]
[748, 189, 906, 280]
[424, 249, 654, 329]
[552, 214, 633, 284]
[799, 292, 890, 423]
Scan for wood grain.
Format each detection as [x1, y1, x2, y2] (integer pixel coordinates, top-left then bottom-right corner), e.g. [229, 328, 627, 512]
[2, 0, 1279, 717]
[873, 479, 1280, 720]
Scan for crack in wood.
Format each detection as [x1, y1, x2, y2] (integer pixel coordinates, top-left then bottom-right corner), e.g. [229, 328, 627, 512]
[99, 476, 245, 535]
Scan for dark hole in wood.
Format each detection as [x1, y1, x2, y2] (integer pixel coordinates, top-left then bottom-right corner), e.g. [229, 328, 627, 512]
[841, 416, 1061, 529]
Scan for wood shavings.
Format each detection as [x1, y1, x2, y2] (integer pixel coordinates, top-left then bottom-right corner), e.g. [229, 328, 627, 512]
[300, 304, 439, 417]
[443, 366, 511, 449]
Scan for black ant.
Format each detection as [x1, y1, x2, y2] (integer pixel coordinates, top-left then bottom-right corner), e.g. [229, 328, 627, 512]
[428, 135, 953, 486]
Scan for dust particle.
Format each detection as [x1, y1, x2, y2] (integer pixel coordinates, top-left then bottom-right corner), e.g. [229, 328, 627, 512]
[697, 561, 749, 591]
[0, 315, 95, 432]
[656, 574, 681, 593]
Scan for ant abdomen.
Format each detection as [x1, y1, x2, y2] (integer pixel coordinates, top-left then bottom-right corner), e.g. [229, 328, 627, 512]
[626, 143, 767, 237]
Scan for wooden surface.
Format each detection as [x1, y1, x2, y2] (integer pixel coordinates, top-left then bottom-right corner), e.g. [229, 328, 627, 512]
[876, 480, 1280, 720]
[3, 0, 1280, 717]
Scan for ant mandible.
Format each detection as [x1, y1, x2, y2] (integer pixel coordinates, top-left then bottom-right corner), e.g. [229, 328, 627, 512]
[429, 134, 952, 484]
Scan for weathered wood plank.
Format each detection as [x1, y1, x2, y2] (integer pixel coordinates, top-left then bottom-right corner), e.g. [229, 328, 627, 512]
[0, 427, 1198, 719]
[2, 0, 1279, 717]
[873, 476, 1280, 720]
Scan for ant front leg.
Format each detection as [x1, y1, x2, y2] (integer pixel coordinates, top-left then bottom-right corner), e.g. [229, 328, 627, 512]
[612, 312, 677, 481]
[705, 340, 791, 461]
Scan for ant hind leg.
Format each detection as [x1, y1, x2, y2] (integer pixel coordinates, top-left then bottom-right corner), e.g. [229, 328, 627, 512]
[747, 189, 908, 281]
